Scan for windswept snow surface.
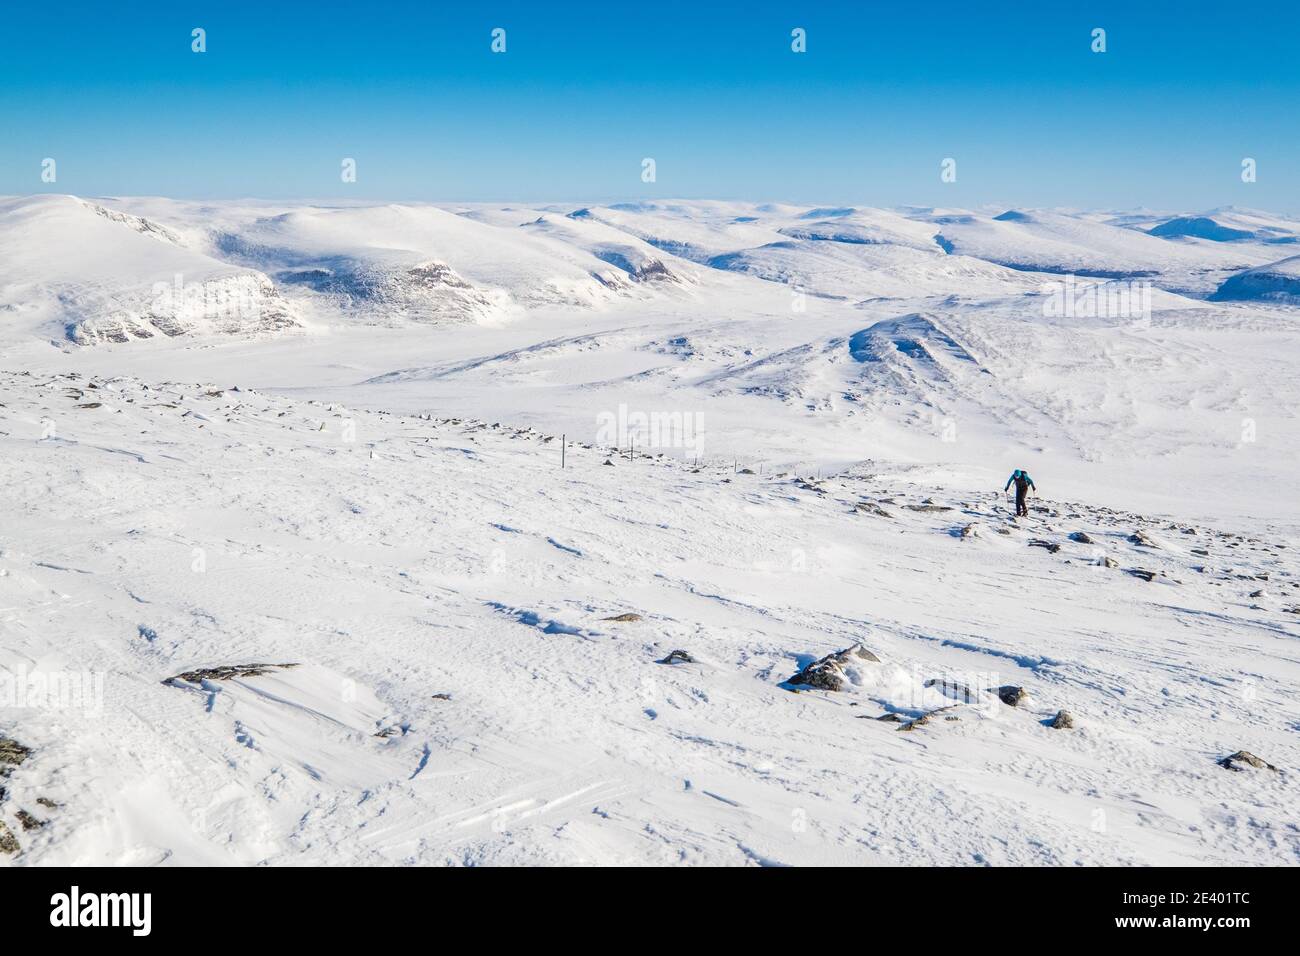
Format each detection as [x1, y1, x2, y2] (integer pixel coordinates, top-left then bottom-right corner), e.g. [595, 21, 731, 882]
[2, 198, 1299, 866]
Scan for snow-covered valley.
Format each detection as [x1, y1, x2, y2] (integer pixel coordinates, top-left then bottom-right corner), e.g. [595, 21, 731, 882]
[2, 197, 1298, 865]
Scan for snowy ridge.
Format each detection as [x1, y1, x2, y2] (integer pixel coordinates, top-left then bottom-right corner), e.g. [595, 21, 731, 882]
[0, 195, 299, 345]
[1210, 254, 1300, 303]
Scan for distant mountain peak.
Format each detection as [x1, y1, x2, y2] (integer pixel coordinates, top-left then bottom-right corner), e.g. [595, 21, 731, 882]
[1148, 216, 1255, 242]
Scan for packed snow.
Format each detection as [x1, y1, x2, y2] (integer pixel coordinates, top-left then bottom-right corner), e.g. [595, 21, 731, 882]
[1, 197, 1297, 866]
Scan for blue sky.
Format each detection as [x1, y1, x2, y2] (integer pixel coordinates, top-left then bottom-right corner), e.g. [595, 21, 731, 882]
[2, 1, 1297, 209]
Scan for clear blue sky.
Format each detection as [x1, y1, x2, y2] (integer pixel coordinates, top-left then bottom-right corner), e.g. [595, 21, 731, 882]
[2, 0, 1297, 210]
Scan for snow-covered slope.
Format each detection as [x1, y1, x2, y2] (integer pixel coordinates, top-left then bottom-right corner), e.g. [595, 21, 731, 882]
[1, 369, 1295, 866]
[0, 196, 298, 345]
[1210, 254, 1300, 303]
[1147, 216, 1258, 242]
[1130, 207, 1300, 246]
[920, 209, 1269, 292]
[207, 204, 652, 320]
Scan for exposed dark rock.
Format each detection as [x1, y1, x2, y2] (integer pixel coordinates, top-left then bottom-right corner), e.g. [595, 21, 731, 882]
[164, 662, 298, 685]
[788, 644, 881, 692]
[1099, 556, 1119, 568]
[0, 821, 18, 855]
[905, 504, 953, 512]
[874, 713, 905, 722]
[1219, 751, 1278, 772]
[602, 612, 643, 622]
[35, 797, 60, 809]
[1127, 568, 1156, 582]
[854, 501, 893, 518]
[1069, 531, 1093, 544]
[15, 809, 45, 831]
[1049, 710, 1075, 729]
[0, 737, 32, 767]
[960, 523, 978, 539]
[898, 705, 959, 731]
[1029, 539, 1061, 554]
[658, 649, 695, 665]
[1129, 530, 1159, 548]
[996, 685, 1029, 707]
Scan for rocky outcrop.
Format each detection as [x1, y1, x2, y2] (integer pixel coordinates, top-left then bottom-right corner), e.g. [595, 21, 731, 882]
[15, 809, 45, 831]
[0, 821, 18, 855]
[0, 737, 31, 768]
[164, 662, 298, 685]
[1049, 710, 1075, 729]
[73, 273, 299, 345]
[276, 259, 512, 326]
[1218, 751, 1278, 772]
[789, 644, 880, 691]
[658, 649, 695, 665]
[898, 705, 961, 731]
[996, 685, 1029, 707]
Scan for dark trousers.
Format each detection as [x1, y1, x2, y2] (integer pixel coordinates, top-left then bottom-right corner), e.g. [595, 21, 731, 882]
[1015, 488, 1028, 516]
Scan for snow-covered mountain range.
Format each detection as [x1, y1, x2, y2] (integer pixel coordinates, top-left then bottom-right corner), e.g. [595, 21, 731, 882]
[6, 195, 1299, 346]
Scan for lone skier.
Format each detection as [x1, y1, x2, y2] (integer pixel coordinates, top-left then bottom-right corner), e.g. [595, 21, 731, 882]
[1004, 469, 1036, 517]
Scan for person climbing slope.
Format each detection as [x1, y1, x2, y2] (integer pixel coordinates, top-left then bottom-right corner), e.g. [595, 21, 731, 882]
[1004, 469, 1036, 517]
